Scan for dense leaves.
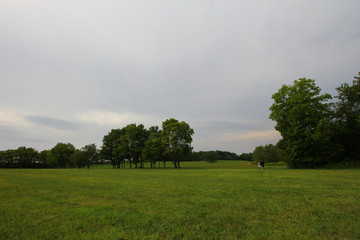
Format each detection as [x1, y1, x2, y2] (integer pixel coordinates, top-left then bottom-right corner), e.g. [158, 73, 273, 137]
[0, 147, 44, 168]
[50, 143, 76, 168]
[253, 144, 278, 163]
[100, 118, 194, 168]
[161, 118, 194, 168]
[333, 74, 360, 163]
[269, 78, 332, 168]
[269, 73, 360, 168]
[0, 143, 99, 169]
[192, 151, 242, 162]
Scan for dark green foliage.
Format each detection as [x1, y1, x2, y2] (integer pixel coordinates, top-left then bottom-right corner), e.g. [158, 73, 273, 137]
[69, 149, 86, 168]
[39, 150, 49, 168]
[100, 128, 124, 168]
[332, 73, 360, 163]
[216, 150, 240, 160]
[0, 147, 41, 168]
[102, 124, 149, 168]
[253, 144, 278, 163]
[69, 145, 99, 169]
[100, 118, 194, 169]
[81, 143, 99, 168]
[50, 143, 76, 168]
[161, 118, 194, 168]
[270, 78, 332, 168]
[126, 123, 149, 168]
[275, 140, 289, 163]
[192, 150, 241, 161]
[239, 152, 253, 161]
[142, 126, 164, 168]
[270, 73, 360, 168]
[205, 151, 219, 163]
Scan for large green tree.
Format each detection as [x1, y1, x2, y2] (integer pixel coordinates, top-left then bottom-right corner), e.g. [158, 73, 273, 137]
[16, 147, 39, 168]
[113, 133, 130, 168]
[100, 129, 124, 168]
[161, 118, 194, 168]
[125, 124, 149, 168]
[101, 125, 149, 168]
[269, 78, 332, 168]
[50, 143, 76, 168]
[82, 143, 99, 169]
[253, 144, 278, 163]
[333, 73, 360, 163]
[142, 126, 163, 168]
[101, 119, 194, 169]
[69, 149, 86, 168]
[0, 147, 39, 168]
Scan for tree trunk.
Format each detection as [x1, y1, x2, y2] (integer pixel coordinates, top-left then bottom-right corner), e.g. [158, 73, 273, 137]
[134, 158, 138, 168]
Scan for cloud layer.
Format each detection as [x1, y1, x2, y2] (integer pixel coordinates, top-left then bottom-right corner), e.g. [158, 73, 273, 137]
[1, 0, 360, 153]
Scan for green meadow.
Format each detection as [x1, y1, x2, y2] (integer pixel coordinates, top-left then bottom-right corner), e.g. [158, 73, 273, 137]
[1, 161, 359, 240]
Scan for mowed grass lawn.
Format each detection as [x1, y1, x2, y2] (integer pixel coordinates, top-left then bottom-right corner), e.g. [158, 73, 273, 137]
[1, 161, 359, 240]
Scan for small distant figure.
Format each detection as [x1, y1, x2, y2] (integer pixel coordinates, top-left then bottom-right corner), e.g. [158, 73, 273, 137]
[260, 160, 265, 170]
[257, 161, 261, 169]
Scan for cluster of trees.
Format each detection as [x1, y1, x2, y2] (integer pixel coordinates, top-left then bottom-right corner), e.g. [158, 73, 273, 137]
[268, 73, 360, 168]
[0, 147, 43, 168]
[239, 152, 253, 161]
[0, 143, 99, 169]
[191, 150, 250, 162]
[100, 118, 194, 168]
[5, 73, 357, 170]
[252, 144, 287, 163]
[0, 118, 193, 169]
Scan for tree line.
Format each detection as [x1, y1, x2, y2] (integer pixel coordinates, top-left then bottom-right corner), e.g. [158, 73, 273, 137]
[254, 72, 360, 168]
[0, 143, 99, 169]
[0, 118, 194, 169]
[191, 150, 253, 162]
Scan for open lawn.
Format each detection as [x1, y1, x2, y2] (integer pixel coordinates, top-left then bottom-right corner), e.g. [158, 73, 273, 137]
[1, 161, 359, 239]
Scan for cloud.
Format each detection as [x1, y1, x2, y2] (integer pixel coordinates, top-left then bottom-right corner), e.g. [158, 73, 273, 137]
[1, 1, 360, 153]
[219, 130, 281, 142]
[76, 111, 163, 128]
[0, 109, 29, 127]
[24, 116, 80, 131]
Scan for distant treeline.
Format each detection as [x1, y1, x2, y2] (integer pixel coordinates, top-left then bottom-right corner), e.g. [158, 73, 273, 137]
[0, 118, 195, 169]
[0, 146, 254, 169]
[252, 144, 285, 163]
[191, 151, 253, 162]
[0, 144, 99, 169]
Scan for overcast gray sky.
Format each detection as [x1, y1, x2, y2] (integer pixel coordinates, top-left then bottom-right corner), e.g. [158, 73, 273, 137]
[1, 0, 360, 154]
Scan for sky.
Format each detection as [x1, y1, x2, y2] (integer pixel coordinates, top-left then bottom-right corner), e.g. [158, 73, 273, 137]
[1, 0, 360, 154]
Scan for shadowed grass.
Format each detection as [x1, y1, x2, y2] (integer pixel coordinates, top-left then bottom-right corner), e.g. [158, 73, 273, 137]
[1, 161, 359, 239]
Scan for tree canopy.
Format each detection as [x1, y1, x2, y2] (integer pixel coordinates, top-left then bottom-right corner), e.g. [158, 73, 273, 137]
[100, 118, 194, 169]
[269, 78, 332, 168]
[269, 73, 360, 168]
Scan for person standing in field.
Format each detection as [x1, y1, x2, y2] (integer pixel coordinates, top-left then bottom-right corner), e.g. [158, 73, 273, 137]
[260, 160, 265, 170]
[257, 161, 261, 169]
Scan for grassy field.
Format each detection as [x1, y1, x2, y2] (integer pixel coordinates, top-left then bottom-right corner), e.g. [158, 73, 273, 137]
[1, 161, 359, 239]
